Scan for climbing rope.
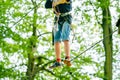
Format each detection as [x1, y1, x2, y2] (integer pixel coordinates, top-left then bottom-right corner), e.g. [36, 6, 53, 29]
[70, 29, 118, 62]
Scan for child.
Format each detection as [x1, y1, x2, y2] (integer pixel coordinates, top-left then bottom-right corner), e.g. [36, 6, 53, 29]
[45, 0, 72, 68]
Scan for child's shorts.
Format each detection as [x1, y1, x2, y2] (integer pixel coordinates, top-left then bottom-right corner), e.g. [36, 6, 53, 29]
[54, 21, 71, 43]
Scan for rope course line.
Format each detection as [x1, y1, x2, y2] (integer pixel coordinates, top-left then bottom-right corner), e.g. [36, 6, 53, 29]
[10, 1, 42, 28]
[70, 29, 118, 62]
[68, 29, 119, 77]
[70, 0, 119, 62]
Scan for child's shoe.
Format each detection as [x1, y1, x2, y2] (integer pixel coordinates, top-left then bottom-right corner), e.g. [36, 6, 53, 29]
[49, 62, 62, 69]
[63, 59, 72, 66]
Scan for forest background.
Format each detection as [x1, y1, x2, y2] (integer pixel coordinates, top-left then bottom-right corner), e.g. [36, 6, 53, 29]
[0, 0, 120, 80]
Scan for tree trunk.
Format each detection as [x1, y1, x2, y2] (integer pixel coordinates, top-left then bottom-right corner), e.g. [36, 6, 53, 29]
[26, 1, 38, 80]
[101, 3, 113, 80]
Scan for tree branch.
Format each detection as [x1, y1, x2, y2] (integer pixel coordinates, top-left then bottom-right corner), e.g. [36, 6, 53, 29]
[37, 32, 52, 37]
[89, 0, 102, 26]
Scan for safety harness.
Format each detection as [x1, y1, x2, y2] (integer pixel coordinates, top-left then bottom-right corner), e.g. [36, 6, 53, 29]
[52, 0, 71, 30]
[52, 0, 72, 45]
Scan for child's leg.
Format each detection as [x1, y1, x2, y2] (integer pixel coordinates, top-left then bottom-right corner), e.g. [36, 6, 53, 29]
[62, 21, 71, 60]
[55, 42, 61, 62]
[64, 40, 70, 61]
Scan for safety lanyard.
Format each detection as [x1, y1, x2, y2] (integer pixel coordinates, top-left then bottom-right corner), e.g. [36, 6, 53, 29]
[52, 0, 60, 31]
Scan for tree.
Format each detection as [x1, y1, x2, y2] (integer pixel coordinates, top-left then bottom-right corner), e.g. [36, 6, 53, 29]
[101, 3, 113, 80]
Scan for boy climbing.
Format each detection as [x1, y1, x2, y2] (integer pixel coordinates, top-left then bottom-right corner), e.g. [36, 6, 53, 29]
[45, 0, 72, 68]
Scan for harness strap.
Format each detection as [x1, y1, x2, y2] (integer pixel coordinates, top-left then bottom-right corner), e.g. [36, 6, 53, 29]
[60, 12, 71, 17]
